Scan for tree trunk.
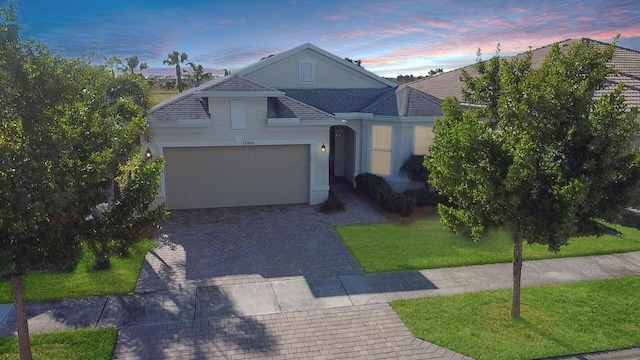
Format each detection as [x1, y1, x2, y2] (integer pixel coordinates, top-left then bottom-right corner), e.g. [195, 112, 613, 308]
[11, 275, 32, 360]
[176, 65, 183, 92]
[511, 233, 523, 318]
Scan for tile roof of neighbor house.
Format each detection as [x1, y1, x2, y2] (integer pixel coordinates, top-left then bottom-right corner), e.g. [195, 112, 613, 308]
[267, 96, 335, 121]
[149, 75, 281, 122]
[409, 38, 640, 110]
[361, 85, 443, 117]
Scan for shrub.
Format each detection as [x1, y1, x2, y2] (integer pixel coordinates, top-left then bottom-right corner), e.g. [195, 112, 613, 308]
[381, 192, 416, 216]
[355, 173, 392, 195]
[403, 188, 449, 207]
[404, 188, 429, 206]
[357, 172, 418, 216]
[399, 154, 429, 188]
[320, 192, 345, 213]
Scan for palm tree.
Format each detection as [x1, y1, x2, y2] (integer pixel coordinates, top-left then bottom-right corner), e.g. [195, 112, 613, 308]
[163, 51, 189, 92]
[123, 56, 148, 75]
[185, 62, 212, 87]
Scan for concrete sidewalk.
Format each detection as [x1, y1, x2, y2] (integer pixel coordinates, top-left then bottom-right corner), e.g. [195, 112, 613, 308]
[1, 251, 639, 335]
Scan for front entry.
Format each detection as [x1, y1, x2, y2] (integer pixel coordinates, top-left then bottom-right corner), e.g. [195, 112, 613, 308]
[329, 125, 356, 184]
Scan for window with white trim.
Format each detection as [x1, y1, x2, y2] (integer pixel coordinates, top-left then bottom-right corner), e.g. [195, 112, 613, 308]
[414, 126, 435, 155]
[371, 125, 392, 175]
[298, 57, 317, 83]
[230, 100, 246, 129]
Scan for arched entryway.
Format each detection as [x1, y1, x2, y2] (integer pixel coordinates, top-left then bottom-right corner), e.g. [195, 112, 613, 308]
[329, 125, 357, 184]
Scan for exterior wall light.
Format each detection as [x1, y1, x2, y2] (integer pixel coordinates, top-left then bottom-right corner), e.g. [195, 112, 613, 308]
[321, 143, 326, 152]
[145, 147, 152, 159]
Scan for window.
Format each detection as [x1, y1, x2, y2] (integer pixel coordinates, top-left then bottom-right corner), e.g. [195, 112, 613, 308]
[230, 100, 245, 129]
[298, 57, 317, 83]
[414, 126, 434, 155]
[371, 125, 392, 175]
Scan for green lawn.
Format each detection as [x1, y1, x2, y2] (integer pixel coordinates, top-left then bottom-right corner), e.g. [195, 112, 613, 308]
[151, 90, 178, 106]
[0, 240, 155, 304]
[0, 328, 117, 359]
[336, 214, 640, 273]
[391, 276, 640, 360]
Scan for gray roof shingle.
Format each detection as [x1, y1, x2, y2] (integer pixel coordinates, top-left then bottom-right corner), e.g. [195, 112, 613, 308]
[280, 88, 392, 113]
[409, 38, 640, 110]
[149, 75, 280, 122]
[361, 85, 443, 117]
[267, 96, 335, 121]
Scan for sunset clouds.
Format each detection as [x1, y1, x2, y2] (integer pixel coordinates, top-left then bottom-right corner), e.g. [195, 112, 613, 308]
[18, 0, 640, 77]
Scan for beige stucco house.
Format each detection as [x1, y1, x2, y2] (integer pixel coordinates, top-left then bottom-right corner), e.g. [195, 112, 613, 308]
[145, 43, 442, 210]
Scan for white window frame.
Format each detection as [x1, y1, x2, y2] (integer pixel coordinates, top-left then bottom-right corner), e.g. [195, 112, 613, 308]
[230, 100, 246, 130]
[370, 125, 393, 176]
[298, 56, 317, 84]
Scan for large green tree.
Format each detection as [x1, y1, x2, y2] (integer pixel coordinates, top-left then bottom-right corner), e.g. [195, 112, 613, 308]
[163, 50, 188, 92]
[427, 38, 640, 318]
[0, 6, 165, 359]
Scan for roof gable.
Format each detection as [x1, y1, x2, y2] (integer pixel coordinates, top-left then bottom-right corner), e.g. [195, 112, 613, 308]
[235, 43, 397, 89]
[150, 75, 282, 122]
[362, 85, 443, 117]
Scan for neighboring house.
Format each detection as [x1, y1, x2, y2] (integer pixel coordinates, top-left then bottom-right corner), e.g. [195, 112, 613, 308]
[410, 38, 640, 113]
[145, 43, 442, 210]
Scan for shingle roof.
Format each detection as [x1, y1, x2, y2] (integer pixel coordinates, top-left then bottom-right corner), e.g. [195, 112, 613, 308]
[409, 38, 640, 110]
[280, 88, 392, 114]
[361, 85, 443, 116]
[267, 96, 335, 121]
[149, 75, 280, 122]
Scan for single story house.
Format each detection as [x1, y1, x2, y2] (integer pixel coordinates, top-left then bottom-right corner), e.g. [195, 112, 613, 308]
[145, 43, 442, 210]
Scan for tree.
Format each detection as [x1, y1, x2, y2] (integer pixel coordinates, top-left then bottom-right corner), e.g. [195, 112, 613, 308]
[86, 158, 167, 269]
[428, 68, 443, 76]
[427, 38, 640, 318]
[103, 54, 123, 74]
[122, 55, 148, 74]
[184, 62, 212, 87]
[344, 57, 362, 67]
[163, 50, 188, 92]
[0, 6, 165, 359]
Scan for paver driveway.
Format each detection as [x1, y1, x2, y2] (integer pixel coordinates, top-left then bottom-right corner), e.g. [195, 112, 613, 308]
[117, 186, 471, 359]
[137, 187, 385, 292]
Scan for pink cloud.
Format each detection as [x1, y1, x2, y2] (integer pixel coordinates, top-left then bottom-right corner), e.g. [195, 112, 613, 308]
[332, 29, 374, 39]
[324, 14, 349, 21]
[418, 20, 456, 30]
[505, 7, 526, 13]
[218, 18, 232, 25]
[383, 26, 430, 35]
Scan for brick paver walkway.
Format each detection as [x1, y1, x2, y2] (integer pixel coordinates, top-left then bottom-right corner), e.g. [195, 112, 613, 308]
[112, 304, 470, 360]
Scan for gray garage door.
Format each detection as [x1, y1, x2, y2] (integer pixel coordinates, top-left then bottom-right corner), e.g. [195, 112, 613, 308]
[164, 145, 309, 210]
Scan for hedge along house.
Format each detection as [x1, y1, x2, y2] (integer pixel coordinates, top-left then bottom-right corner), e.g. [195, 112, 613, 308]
[145, 43, 442, 210]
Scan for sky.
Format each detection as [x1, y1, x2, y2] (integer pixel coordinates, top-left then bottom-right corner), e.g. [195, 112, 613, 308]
[14, 0, 640, 77]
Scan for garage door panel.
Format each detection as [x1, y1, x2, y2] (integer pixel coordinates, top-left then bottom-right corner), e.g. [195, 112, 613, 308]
[164, 145, 309, 209]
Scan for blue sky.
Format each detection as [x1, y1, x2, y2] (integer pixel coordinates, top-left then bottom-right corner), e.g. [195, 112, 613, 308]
[15, 0, 640, 77]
